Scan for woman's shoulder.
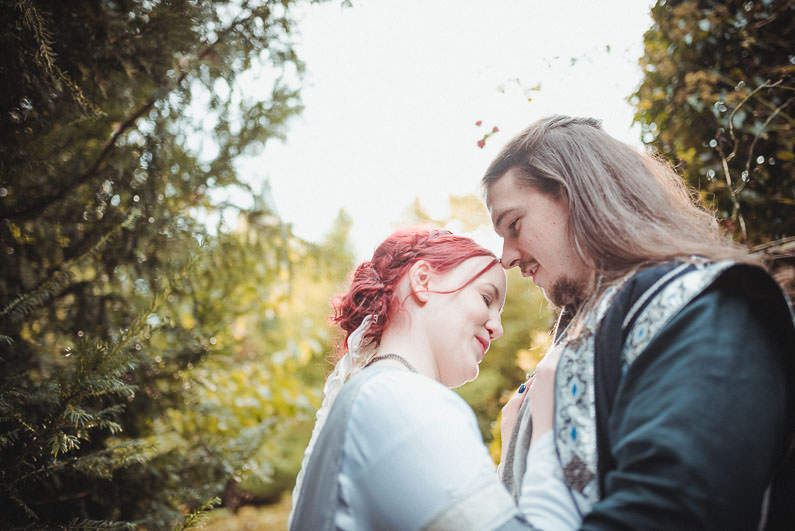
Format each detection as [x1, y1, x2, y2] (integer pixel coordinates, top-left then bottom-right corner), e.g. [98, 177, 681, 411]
[347, 368, 476, 433]
[358, 368, 468, 408]
[342, 368, 485, 472]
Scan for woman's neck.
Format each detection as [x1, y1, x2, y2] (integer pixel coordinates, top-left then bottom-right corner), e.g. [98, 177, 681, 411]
[375, 331, 438, 382]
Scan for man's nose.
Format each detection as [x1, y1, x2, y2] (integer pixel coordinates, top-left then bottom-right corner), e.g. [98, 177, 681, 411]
[500, 241, 520, 270]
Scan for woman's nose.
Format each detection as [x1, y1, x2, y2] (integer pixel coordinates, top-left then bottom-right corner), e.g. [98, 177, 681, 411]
[486, 314, 503, 341]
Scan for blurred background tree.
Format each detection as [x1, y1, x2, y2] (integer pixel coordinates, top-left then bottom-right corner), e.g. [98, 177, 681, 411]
[632, 0, 793, 245]
[0, 0, 344, 528]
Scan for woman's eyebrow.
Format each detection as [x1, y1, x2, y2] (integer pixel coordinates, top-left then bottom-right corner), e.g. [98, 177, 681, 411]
[489, 282, 505, 311]
[485, 283, 503, 307]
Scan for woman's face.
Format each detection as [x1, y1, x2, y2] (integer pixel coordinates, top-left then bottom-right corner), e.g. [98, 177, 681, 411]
[425, 256, 507, 388]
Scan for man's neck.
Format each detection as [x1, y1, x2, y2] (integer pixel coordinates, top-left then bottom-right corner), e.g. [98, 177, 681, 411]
[553, 304, 577, 341]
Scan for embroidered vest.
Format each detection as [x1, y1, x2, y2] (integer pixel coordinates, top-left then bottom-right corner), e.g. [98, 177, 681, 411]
[552, 260, 736, 513]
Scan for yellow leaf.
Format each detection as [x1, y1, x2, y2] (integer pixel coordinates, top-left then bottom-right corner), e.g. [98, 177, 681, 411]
[680, 147, 697, 165]
[9, 223, 21, 240]
[180, 312, 196, 329]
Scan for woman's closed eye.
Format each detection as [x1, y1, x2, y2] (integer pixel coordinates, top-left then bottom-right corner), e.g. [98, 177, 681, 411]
[482, 293, 493, 306]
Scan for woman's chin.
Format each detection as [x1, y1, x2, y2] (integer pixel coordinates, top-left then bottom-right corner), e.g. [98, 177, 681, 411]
[446, 366, 479, 389]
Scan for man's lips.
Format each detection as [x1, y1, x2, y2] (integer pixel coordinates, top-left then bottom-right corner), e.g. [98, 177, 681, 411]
[521, 262, 539, 280]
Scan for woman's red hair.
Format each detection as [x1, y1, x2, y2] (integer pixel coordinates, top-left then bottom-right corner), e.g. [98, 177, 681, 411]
[331, 227, 497, 355]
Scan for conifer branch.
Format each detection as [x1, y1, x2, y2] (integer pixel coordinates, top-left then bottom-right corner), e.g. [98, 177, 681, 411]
[70, 438, 160, 479]
[16, 0, 101, 116]
[4, 8, 263, 221]
[26, 248, 200, 464]
[173, 496, 221, 531]
[0, 210, 140, 329]
[64, 518, 136, 530]
[8, 490, 39, 522]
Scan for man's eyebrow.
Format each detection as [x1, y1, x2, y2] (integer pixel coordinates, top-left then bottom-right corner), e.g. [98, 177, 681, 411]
[494, 207, 517, 230]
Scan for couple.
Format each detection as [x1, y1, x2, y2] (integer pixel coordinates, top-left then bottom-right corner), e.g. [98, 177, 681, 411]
[289, 116, 795, 530]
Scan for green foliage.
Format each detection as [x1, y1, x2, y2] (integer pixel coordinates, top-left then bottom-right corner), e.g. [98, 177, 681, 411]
[632, 0, 794, 244]
[0, 0, 342, 528]
[174, 497, 221, 531]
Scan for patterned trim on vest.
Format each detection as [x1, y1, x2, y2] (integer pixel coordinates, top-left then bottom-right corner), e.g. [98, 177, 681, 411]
[554, 260, 736, 511]
[621, 260, 734, 370]
[554, 281, 625, 506]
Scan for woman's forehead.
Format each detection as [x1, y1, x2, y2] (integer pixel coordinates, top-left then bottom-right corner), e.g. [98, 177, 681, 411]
[438, 256, 505, 288]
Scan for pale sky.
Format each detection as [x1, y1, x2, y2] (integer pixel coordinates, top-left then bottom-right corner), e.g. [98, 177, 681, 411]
[237, 0, 655, 260]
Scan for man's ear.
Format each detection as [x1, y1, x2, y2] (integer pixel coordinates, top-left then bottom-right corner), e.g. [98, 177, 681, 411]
[408, 260, 432, 304]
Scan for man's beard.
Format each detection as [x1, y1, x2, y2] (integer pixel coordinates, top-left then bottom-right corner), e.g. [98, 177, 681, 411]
[547, 276, 589, 310]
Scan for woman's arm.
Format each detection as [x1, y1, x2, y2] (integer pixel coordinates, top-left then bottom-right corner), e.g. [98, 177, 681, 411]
[499, 343, 562, 473]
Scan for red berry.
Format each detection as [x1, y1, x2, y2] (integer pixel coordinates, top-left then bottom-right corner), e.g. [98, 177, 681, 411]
[475, 120, 483, 126]
[477, 139, 486, 148]
[492, 126, 499, 133]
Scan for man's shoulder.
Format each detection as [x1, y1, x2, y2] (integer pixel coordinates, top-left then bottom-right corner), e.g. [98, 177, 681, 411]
[610, 259, 787, 329]
[624, 260, 791, 322]
[619, 260, 794, 366]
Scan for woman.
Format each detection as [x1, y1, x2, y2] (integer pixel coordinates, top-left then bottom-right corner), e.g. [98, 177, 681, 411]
[288, 227, 575, 530]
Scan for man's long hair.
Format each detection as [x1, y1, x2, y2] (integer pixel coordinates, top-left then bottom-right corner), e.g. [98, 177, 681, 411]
[483, 115, 755, 287]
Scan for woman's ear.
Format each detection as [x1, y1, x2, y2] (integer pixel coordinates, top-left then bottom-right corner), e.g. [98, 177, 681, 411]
[408, 260, 432, 304]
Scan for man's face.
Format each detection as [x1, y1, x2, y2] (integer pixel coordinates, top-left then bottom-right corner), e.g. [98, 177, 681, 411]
[487, 168, 593, 308]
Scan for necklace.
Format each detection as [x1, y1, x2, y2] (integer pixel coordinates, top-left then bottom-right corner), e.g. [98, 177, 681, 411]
[365, 353, 418, 373]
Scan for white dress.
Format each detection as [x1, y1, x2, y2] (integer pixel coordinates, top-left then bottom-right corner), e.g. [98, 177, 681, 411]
[329, 366, 580, 530]
[333, 367, 517, 529]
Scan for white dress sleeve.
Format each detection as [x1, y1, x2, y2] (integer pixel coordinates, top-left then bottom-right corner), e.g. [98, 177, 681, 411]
[518, 430, 582, 530]
[337, 369, 518, 530]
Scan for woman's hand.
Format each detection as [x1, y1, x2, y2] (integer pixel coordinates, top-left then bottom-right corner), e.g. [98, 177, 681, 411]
[528, 347, 562, 447]
[498, 378, 531, 477]
[498, 346, 562, 476]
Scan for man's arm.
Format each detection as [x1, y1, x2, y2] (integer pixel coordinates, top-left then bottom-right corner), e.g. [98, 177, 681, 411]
[583, 279, 794, 530]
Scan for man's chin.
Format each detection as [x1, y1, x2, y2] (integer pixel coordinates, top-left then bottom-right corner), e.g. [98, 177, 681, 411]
[539, 286, 556, 306]
[548, 277, 588, 309]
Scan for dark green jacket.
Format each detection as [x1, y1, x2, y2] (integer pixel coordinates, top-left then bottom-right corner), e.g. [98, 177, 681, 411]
[584, 264, 795, 530]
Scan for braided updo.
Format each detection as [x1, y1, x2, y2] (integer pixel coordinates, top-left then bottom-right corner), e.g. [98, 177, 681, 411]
[331, 227, 497, 354]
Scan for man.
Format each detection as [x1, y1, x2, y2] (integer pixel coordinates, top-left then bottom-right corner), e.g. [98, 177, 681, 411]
[485, 115, 795, 529]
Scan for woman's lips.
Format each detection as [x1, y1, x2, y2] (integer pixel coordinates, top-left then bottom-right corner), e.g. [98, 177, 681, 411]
[475, 336, 489, 360]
